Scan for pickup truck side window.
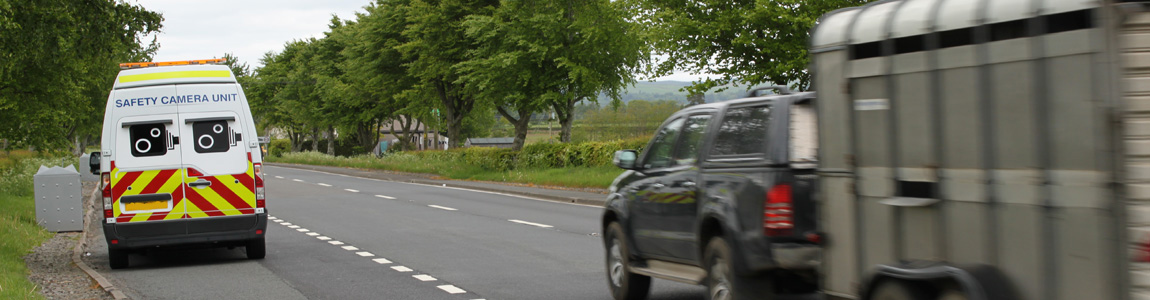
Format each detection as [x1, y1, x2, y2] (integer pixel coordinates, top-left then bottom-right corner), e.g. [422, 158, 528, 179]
[643, 118, 686, 169]
[673, 114, 712, 165]
[711, 106, 771, 156]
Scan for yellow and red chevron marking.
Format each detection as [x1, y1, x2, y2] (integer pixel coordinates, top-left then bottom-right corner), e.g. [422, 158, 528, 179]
[110, 162, 185, 223]
[184, 156, 256, 219]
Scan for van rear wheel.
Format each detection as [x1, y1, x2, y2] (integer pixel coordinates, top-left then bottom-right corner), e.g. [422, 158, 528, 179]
[109, 248, 129, 269]
[246, 237, 266, 259]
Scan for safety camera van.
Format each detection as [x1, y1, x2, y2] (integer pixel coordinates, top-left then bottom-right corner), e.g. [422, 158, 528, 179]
[88, 58, 267, 269]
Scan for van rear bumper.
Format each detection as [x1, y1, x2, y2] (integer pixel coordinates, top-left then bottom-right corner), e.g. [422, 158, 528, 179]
[103, 214, 267, 249]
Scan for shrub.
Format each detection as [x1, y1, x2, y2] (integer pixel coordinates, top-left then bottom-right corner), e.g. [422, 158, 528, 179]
[268, 139, 290, 158]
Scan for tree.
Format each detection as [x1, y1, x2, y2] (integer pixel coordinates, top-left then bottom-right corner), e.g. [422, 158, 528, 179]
[462, 0, 646, 147]
[626, 0, 873, 92]
[398, 0, 500, 148]
[0, 0, 161, 152]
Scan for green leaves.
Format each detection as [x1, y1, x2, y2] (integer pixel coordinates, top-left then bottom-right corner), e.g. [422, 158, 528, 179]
[627, 0, 874, 92]
[0, 0, 161, 150]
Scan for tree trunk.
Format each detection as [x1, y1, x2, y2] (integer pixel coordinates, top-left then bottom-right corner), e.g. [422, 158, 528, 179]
[497, 106, 533, 151]
[326, 125, 335, 155]
[310, 128, 320, 152]
[553, 98, 578, 143]
[289, 129, 302, 152]
[435, 80, 474, 149]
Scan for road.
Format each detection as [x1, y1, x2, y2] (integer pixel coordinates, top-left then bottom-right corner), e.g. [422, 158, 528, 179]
[85, 165, 707, 299]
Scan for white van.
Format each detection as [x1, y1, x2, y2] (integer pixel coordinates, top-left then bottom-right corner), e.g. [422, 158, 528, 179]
[89, 59, 267, 269]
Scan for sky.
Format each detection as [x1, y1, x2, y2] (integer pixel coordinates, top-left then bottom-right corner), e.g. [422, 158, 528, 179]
[129, 0, 707, 82]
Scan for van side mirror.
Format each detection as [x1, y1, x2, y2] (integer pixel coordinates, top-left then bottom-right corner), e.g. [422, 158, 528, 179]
[88, 152, 101, 175]
[613, 150, 638, 170]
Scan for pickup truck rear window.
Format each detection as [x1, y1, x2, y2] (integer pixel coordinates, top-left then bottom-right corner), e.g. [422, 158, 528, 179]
[711, 106, 771, 156]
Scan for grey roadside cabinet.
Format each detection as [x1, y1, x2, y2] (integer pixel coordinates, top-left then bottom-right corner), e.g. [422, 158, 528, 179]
[34, 165, 83, 232]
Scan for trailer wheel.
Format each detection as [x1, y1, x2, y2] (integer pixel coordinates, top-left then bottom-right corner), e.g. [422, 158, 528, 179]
[605, 222, 650, 300]
[109, 248, 129, 269]
[936, 289, 968, 300]
[869, 279, 929, 300]
[246, 237, 266, 259]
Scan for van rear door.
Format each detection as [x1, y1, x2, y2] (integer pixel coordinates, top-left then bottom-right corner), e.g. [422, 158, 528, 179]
[175, 83, 257, 230]
[110, 85, 188, 231]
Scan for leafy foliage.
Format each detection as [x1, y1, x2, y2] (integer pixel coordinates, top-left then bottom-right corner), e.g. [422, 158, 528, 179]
[626, 0, 873, 92]
[0, 0, 161, 151]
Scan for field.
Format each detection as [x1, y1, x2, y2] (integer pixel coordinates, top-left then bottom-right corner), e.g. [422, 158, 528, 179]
[0, 151, 68, 300]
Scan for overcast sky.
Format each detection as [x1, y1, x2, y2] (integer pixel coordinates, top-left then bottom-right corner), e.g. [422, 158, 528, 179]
[130, 0, 705, 82]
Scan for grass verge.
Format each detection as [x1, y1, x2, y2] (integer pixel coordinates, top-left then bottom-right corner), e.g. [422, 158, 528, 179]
[0, 151, 72, 299]
[268, 151, 621, 189]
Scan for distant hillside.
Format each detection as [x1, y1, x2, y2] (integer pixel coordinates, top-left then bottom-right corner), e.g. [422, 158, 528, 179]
[609, 81, 752, 104]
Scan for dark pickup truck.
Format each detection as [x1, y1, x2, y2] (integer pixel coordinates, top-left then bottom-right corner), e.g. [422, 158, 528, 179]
[601, 87, 822, 300]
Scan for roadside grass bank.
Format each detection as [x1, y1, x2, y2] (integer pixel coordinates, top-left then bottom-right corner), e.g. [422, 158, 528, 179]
[267, 149, 631, 189]
[0, 151, 72, 299]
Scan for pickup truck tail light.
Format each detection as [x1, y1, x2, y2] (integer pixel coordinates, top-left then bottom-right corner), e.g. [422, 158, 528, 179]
[102, 172, 113, 219]
[764, 184, 794, 237]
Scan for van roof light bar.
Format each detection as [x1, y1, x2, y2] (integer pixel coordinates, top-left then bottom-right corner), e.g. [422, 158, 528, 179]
[119, 58, 228, 70]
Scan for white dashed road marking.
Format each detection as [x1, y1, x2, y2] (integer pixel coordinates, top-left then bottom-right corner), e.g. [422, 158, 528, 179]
[428, 205, 458, 211]
[342, 246, 359, 251]
[375, 195, 395, 199]
[509, 219, 554, 228]
[373, 258, 392, 264]
[438, 285, 467, 294]
[281, 223, 292, 226]
[317, 236, 331, 241]
[318, 183, 332, 187]
[306, 232, 319, 236]
[292, 179, 304, 182]
[288, 225, 300, 229]
[413, 275, 437, 282]
[274, 176, 284, 179]
[297, 228, 310, 232]
[273, 219, 283, 223]
[392, 266, 413, 272]
[329, 241, 345, 245]
[345, 189, 359, 193]
[356, 252, 375, 257]
[268, 216, 277, 220]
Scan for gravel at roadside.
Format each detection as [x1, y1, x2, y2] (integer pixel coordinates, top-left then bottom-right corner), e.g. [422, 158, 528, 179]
[23, 181, 113, 300]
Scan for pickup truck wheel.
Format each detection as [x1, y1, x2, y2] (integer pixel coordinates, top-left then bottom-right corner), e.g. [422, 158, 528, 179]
[605, 222, 650, 300]
[246, 237, 266, 259]
[705, 237, 772, 300]
[936, 289, 968, 300]
[109, 248, 129, 269]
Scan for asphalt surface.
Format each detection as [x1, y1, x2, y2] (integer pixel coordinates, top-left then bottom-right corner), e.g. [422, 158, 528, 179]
[85, 164, 707, 299]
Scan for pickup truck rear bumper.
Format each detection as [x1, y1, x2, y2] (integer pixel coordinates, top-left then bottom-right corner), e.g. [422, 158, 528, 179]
[738, 233, 821, 274]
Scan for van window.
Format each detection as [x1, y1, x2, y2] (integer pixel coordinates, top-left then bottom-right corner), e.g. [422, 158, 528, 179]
[791, 101, 818, 164]
[643, 118, 686, 169]
[129, 123, 171, 157]
[191, 120, 237, 153]
[711, 106, 771, 156]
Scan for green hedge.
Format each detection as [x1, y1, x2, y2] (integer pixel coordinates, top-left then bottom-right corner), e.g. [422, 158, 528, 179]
[399, 137, 649, 171]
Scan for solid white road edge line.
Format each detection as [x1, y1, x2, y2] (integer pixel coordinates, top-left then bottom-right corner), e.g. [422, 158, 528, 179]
[413, 275, 437, 281]
[437, 285, 467, 294]
[428, 205, 458, 211]
[508, 219, 554, 228]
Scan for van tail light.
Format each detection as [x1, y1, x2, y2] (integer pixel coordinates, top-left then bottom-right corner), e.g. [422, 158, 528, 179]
[764, 184, 794, 237]
[102, 172, 113, 219]
[1137, 235, 1150, 262]
[253, 163, 265, 206]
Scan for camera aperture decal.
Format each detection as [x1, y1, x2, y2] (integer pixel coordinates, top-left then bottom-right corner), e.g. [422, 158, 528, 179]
[129, 123, 176, 157]
[192, 120, 240, 153]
